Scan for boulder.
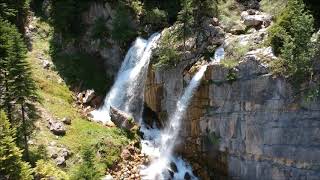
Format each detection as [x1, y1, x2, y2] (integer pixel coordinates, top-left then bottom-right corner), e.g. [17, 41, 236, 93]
[62, 117, 71, 125]
[83, 89, 95, 104]
[77, 89, 96, 104]
[48, 119, 66, 136]
[241, 10, 272, 28]
[170, 162, 178, 173]
[55, 156, 66, 167]
[109, 106, 137, 131]
[47, 145, 71, 167]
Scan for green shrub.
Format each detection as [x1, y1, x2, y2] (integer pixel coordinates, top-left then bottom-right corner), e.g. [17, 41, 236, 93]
[268, 0, 315, 84]
[144, 8, 168, 29]
[221, 40, 251, 68]
[260, 0, 287, 17]
[34, 160, 69, 180]
[111, 3, 136, 45]
[152, 29, 180, 68]
[91, 17, 109, 40]
[71, 147, 103, 180]
[0, 110, 33, 180]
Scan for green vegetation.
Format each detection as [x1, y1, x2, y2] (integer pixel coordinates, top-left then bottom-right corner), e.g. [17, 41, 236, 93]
[0, 19, 38, 161]
[221, 40, 251, 68]
[71, 147, 103, 180]
[91, 17, 109, 41]
[268, 0, 315, 85]
[208, 131, 220, 145]
[0, 0, 30, 32]
[34, 160, 69, 180]
[111, 3, 137, 45]
[260, 0, 287, 17]
[51, 53, 112, 95]
[177, 0, 194, 48]
[0, 110, 33, 180]
[152, 29, 181, 68]
[143, 8, 168, 30]
[27, 18, 132, 175]
[217, 0, 242, 31]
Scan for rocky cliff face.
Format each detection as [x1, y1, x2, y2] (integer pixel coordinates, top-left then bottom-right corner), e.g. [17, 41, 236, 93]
[144, 18, 320, 180]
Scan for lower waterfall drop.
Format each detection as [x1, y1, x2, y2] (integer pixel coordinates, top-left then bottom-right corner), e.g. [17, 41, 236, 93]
[140, 65, 208, 180]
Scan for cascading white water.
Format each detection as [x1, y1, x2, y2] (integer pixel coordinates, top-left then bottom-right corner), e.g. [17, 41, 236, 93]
[91, 33, 160, 124]
[91, 32, 206, 179]
[141, 65, 208, 180]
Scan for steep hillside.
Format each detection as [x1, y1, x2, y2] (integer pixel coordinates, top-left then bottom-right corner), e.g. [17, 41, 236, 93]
[26, 17, 134, 177]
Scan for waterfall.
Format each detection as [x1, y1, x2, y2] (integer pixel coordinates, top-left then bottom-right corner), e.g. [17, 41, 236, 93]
[91, 33, 160, 124]
[141, 65, 208, 180]
[91, 32, 207, 179]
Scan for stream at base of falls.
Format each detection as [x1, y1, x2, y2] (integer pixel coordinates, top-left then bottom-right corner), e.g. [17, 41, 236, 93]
[91, 33, 208, 179]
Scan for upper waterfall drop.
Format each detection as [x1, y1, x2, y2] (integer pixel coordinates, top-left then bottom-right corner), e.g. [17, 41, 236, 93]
[140, 64, 208, 180]
[90, 33, 161, 124]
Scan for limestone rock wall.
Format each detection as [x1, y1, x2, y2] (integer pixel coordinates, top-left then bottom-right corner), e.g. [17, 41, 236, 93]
[144, 57, 320, 179]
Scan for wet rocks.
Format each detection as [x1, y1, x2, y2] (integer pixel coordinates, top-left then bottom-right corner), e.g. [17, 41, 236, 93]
[77, 89, 96, 104]
[184, 172, 191, 180]
[48, 119, 66, 136]
[109, 106, 138, 131]
[108, 143, 149, 180]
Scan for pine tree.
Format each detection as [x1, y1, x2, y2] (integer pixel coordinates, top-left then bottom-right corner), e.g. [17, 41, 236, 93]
[0, 0, 30, 33]
[72, 147, 102, 180]
[0, 19, 38, 160]
[177, 0, 194, 52]
[0, 110, 33, 180]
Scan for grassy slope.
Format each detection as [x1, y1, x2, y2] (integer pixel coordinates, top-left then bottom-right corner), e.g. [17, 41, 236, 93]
[27, 18, 131, 175]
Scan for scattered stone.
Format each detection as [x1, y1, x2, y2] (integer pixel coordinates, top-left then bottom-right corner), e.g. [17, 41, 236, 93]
[101, 174, 113, 180]
[62, 117, 71, 125]
[108, 142, 149, 180]
[47, 145, 71, 167]
[57, 78, 64, 84]
[55, 156, 66, 167]
[48, 119, 66, 136]
[121, 149, 132, 160]
[168, 170, 175, 178]
[42, 60, 52, 69]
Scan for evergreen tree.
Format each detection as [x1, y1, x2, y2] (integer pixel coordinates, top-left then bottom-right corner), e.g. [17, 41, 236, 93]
[0, 19, 38, 160]
[193, 0, 218, 24]
[0, 0, 30, 33]
[177, 0, 194, 52]
[72, 147, 102, 180]
[0, 110, 33, 180]
[111, 3, 136, 45]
